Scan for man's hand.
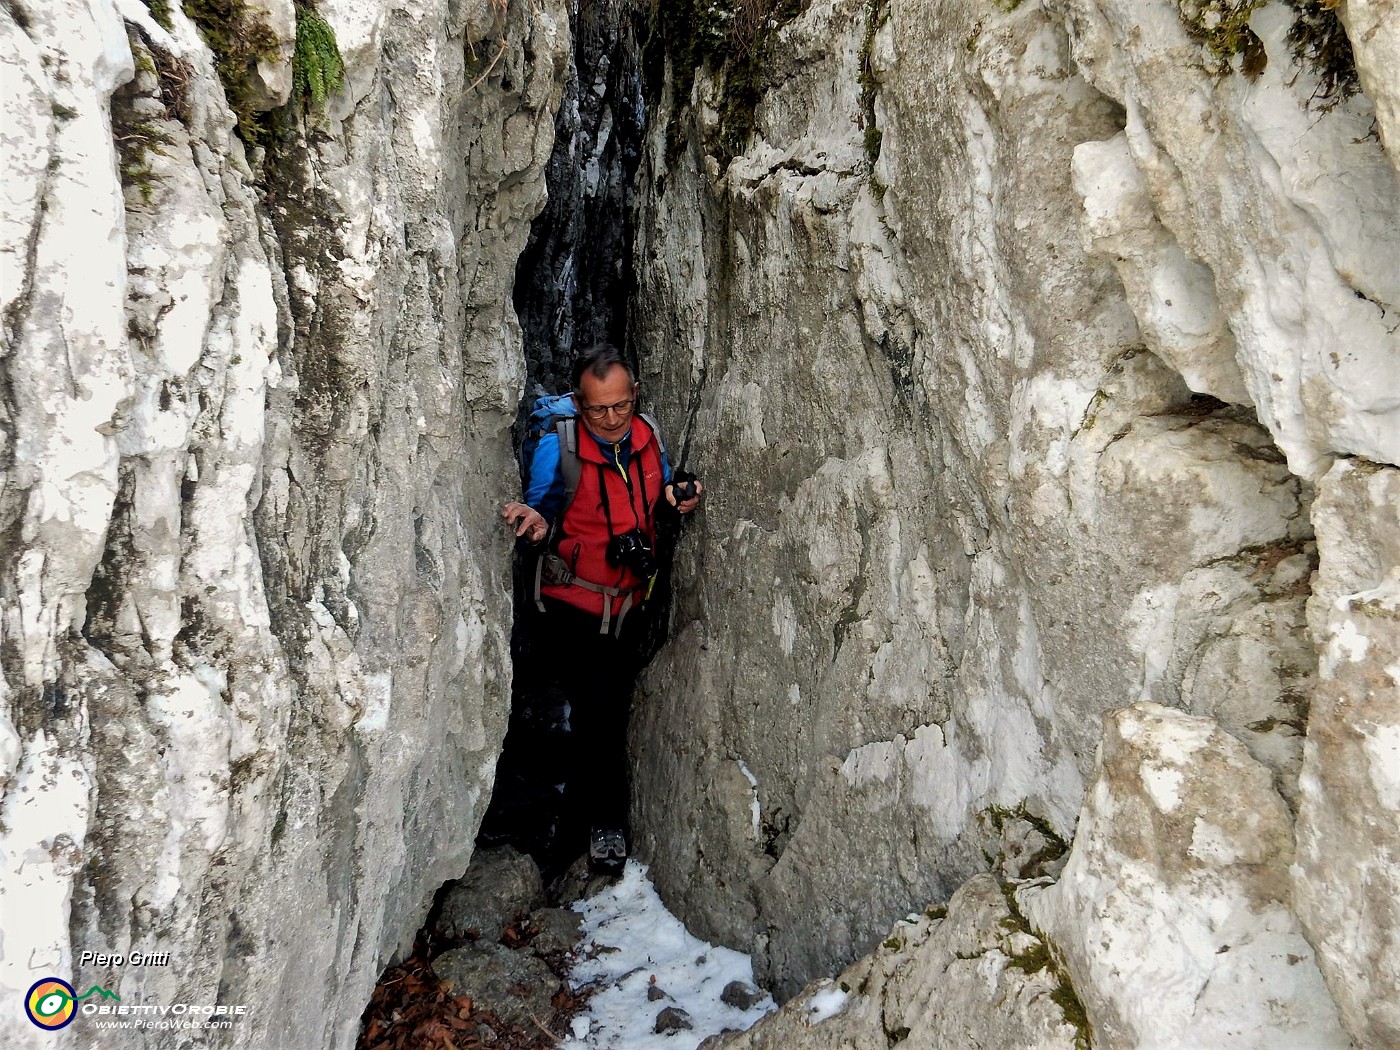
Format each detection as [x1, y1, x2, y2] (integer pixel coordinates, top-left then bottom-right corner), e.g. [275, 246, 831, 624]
[502, 501, 547, 543]
[664, 477, 704, 515]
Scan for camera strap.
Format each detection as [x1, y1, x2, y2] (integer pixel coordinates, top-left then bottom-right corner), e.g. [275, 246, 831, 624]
[596, 463, 618, 536]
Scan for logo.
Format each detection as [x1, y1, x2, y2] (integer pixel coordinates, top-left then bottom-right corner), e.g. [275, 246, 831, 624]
[25, 978, 120, 1030]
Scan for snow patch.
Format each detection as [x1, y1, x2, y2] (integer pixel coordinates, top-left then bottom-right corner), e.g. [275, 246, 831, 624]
[563, 862, 774, 1049]
[804, 982, 849, 1024]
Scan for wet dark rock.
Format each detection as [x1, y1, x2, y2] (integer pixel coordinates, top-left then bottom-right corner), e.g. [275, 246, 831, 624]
[514, 0, 644, 391]
[431, 942, 560, 1030]
[655, 1005, 694, 1033]
[647, 984, 668, 1001]
[549, 853, 619, 907]
[720, 980, 765, 1010]
[438, 846, 545, 942]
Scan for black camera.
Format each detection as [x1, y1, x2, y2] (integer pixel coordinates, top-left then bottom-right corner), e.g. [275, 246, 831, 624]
[671, 470, 698, 505]
[607, 529, 657, 578]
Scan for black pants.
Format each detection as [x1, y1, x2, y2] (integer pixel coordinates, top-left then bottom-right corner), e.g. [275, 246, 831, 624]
[533, 595, 644, 840]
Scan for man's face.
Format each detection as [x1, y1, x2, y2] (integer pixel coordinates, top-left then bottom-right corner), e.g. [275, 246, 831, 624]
[576, 364, 638, 443]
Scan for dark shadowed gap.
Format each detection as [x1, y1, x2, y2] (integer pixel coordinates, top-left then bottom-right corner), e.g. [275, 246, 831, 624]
[478, 0, 649, 880]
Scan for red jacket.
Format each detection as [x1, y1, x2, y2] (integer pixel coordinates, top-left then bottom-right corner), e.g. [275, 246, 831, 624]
[542, 416, 665, 617]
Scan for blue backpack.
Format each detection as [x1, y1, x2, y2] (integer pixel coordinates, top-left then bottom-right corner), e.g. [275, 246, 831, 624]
[521, 392, 668, 632]
[521, 392, 664, 513]
[522, 393, 584, 510]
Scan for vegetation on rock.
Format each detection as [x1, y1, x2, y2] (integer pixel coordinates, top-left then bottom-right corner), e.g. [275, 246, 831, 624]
[292, 5, 345, 109]
[184, 0, 346, 145]
[994, 879, 1093, 1050]
[642, 0, 811, 168]
[113, 26, 193, 203]
[185, 0, 282, 142]
[140, 0, 174, 32]
[858, 0, 889, 169]
[1178, 0, 1270, 77]
[1281, 0, 1359, 110]
[1178, 0, 1360, 109]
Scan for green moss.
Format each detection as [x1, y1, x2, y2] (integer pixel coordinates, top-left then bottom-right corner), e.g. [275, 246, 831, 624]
[858, 0, 887, 170]
[1078, 389, 1110, 433]
[1355, 597, 1400, 622]
[185, 0, 281, 144]
[1179, 0, 1268, 75]
[643, 0, 812, 171]
[1052, 978, 1093, 1050]
[1179, 0, 1361, 108]
[981, 803, 1071, 878]
[924, 904, 948, 921]
[1006, 938, 1051, 975]
[993, 877, 1093, 1049]
[141, 0, 174, 31]
[882, 935, 905, 951]
[117, 121, 175, 202]
[114, 30, 187, 204]
[292, 5, 345, 109]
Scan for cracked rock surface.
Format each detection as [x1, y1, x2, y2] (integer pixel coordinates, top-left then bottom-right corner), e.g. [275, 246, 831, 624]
[3, 0, 1399, 1047]
[0, 0, 568, 1047]
[630, 0, 1397, 1044]
[699, 873, 1085, 1050]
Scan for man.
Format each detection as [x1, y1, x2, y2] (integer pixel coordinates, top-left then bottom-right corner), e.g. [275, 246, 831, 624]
[501, 345, 703, 873]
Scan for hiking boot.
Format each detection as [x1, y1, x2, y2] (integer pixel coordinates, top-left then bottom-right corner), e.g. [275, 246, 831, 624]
[588, 829, 627, 875]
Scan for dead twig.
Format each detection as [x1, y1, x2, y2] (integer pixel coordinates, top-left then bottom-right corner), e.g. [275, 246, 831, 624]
[527, 1009, 561, 1044]
[463, 39, 509, 94]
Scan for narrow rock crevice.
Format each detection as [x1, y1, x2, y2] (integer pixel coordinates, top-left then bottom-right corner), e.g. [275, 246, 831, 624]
[480, 0, 648, 877]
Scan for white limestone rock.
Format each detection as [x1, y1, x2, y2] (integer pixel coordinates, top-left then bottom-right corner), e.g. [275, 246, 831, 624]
[246, 0, 297, 110]
[632, 0, 1322, 1001]
[1338, 0, 1400, 173]
[0, 1, 569, 1048]
[1021, 703, 1350, 1050]
[702, 874, 1084, 1050]
[1051, 0, 1400, 479]
[1294, 459, 1400, 1048]
[1071, 132, 1249, 406]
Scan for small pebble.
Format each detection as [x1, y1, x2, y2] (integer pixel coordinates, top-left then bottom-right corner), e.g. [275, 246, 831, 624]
[720, 980, 765, 1010]
[655, 1006, 694, 1033]
[647, 984, 668, 1001]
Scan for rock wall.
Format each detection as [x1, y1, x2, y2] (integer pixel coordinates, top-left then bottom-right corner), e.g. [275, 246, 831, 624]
[0, 0, 568, 1046]
[630, 0, 1398, 1043]
[513, 0, 644, 394]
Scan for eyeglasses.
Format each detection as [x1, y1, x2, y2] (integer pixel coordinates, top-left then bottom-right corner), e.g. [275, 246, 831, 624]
[578, 397, 635, 421]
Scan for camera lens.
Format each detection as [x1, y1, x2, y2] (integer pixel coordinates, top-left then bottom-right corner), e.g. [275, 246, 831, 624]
[607, 530, 654, 577]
